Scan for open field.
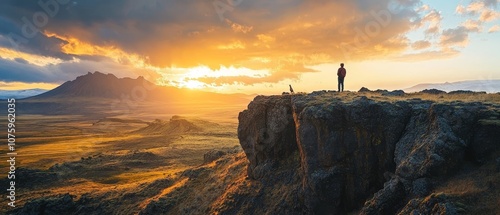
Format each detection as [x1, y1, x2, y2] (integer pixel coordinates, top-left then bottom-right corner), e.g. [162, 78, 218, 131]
[0, 98, 248, 213]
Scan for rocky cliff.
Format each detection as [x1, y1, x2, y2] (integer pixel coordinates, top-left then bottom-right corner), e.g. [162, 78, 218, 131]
[238, 91, 500, 214]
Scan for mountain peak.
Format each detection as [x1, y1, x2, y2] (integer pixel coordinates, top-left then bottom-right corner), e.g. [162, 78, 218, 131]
[77, 71, 118, 81]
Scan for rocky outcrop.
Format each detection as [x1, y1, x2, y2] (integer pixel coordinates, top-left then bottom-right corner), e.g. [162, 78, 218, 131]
[238, 95, 298, 179]
[238, 91, 500, 214]
[358, 87, 405, 96]
[134, 116, 204, 135]
[421, 89, 446, 94]
[382, 90, 405, 96]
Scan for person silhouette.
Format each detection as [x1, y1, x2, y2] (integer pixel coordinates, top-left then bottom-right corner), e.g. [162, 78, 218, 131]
[337, 63, 346, 92]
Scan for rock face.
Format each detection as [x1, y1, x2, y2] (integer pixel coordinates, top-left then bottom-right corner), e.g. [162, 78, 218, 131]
[238, 95, 298, 179]
[292, 96, 411, 213]
[237, 92, 500, 214]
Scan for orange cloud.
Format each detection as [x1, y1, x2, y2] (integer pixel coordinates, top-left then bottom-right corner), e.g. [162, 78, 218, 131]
[456, 1, 500, 22]
[0, 47, 63, 66]
[226, 19, 254, 33]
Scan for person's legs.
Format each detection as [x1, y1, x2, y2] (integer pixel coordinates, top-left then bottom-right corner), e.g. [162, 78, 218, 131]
[338, 77, 344, 92]
[341, 78, 344, 92]
[338, 77, 341, 92]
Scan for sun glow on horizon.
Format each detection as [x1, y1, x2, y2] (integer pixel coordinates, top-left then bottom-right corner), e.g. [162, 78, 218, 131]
[0, 81, 59, 90]
[156, 65, 272, 92]
[180, 80, 205, 89]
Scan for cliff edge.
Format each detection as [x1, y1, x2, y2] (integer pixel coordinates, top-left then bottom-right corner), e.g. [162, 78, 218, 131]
[238, 91, 500, 214]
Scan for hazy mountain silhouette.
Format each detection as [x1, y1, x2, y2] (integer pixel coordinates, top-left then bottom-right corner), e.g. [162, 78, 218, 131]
[11, 71, 250, 116]
[405, 80, 500, 93]
[30, 72, 160, 99]
[27, 71, 249, 101]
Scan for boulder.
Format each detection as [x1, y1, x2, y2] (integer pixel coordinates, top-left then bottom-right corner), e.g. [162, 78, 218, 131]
[382, 90, 405, 96]
[421, 89, 446, 94]
[358, 87, 371, 92]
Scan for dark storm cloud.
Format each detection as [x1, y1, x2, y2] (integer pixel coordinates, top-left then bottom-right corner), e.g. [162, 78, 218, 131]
[0, 57, 161, 84]
[0, 14, 73, 60]
[0, 57, 88, 83]
[0, 58, 49, 82]
[0, 0, 222, 63]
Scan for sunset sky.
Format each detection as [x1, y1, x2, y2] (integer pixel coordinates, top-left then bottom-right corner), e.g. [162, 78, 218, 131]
[0, 0, 499, 94]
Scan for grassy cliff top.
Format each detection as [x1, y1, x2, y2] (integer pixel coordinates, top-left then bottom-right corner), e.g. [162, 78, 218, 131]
[288, 90, 500, 105]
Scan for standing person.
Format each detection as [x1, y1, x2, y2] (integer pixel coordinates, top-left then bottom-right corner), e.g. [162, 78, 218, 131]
[337, 63, 346, 92]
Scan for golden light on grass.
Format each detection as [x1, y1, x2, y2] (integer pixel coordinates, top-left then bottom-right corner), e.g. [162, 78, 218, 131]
[115, 166, 187, 184]
[12, 135, 141, 169]
[139, 178, 190, 209]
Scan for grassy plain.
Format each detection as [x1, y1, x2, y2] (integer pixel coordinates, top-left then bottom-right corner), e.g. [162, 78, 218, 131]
[0, 98, 248, 213]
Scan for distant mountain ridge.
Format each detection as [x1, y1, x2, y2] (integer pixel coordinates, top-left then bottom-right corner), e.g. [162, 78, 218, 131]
[0, 88, 48, 99]
[405, 80, 500, 93]
[10, 71, 250, 116]
[30, 72, 155, 99]
[28, 71, 249, 103]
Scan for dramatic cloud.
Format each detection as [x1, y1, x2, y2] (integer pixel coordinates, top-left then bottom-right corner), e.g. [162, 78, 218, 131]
[0, 0, 425, 84]
[0, 0, 495, 88]
[0, 56, 159, 83]
[417, 8, 442, 35]
[436, 0, 499, 51]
